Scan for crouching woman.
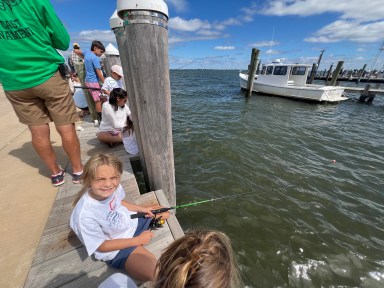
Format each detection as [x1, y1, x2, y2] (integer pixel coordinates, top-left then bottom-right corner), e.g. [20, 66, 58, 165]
[97, 88, 130, 147]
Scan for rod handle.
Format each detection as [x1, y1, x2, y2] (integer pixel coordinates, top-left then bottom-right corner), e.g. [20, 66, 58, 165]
[130, 207, 171, 219]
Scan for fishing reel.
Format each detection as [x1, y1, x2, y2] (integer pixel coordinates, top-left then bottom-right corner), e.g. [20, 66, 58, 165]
[149, 215, 165, 230]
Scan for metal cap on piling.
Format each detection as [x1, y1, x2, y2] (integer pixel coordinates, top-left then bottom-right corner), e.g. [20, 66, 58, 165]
[109, 10, 123, 29]
[117, 0, 169, 19]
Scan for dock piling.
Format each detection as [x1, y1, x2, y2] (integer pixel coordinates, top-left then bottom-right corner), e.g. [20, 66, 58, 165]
[246, 48, 260, 97]
[307, 63, 317, 84]
[116, 0, 176, 206]
[356, 64, 367, 84]
[330, 61, 344, 86]
[325, 64, 333, 85]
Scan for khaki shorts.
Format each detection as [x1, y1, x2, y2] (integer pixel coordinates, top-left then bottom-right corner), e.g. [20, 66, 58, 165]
[5, 71, 79, 126]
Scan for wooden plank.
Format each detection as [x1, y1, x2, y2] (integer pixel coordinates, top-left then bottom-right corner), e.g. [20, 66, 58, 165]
[24, 116, 184, 288]
[155, 190, 185, 239]
[25, 248, 105, 288]
[59, 266, 114, 288]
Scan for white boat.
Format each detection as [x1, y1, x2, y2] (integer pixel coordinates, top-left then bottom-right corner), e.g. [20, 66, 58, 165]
[239, 61, 347, 102]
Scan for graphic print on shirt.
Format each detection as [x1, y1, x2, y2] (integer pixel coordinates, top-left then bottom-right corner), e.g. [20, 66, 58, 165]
[106, 195, 125, 228]
[0, 1, 34, 40]
[0, 1, 22, 13]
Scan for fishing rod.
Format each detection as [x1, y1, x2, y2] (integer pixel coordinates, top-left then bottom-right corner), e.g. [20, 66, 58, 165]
[73, 86, 102, 90]
[130, 192, 256, 219]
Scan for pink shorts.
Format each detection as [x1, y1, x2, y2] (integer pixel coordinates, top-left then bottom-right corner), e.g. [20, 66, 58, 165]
[85, 82, 101, 102]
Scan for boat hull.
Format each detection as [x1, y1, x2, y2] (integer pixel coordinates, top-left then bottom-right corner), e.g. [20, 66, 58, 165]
[239, 73, 347, 103]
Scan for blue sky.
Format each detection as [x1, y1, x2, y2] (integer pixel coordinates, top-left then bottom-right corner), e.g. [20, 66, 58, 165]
[53, 0, 384, 70]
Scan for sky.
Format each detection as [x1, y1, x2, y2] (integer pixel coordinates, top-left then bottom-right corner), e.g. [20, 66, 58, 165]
[52, 0, 384, 71]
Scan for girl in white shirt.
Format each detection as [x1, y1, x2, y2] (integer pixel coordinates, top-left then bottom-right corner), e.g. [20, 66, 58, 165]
[70, 153, 169, 281]
[97, 88, 130, 147]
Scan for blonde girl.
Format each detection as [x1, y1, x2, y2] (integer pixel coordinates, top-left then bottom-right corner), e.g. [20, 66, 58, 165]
[154, 230, 242, 288]
[70, 153, 169, 281]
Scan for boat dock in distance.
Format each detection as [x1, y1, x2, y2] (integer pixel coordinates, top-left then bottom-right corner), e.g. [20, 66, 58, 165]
[240, 60, 384, 102]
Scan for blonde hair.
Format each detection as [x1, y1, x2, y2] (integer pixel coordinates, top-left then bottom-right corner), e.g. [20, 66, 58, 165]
[72, 153, 123, 205]
[154, 230, 241, 288]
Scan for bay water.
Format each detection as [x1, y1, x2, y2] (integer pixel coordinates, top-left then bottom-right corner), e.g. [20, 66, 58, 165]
[170, 70, 384, 287]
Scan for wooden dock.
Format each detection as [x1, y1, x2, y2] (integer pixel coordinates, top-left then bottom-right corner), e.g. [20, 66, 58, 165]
[342, 87, 384, 95]
[23, 118, 184, 288]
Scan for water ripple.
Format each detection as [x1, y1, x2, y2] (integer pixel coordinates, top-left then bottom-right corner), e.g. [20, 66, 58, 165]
[171, 70, 384, 287]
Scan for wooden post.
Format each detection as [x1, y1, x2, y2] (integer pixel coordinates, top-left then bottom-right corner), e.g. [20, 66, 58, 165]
[307, 63, 317, 84]
[104, 45, 121, 77]
[117, 0, 176, 206]
[317, 49, 325, 69]
[246, 48, 259, 97]
[357, 64, 367, 84]
[75, 63, 98, 123]
[359, 84, 371, 102]
[330, 61, 344, 86]
[110, 11, 129, 91]
[325, 64, 333, 85]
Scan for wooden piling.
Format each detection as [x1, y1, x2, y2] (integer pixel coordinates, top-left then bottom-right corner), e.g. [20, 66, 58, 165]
[307, 63, 317, 84]
[325, 64, 333, 85]
[357, 64, 367, 84]
[117, 1, 176, 206]
[110, 11, 129, 91]
[330, 61, 344, 86]
[104, 53, 121, 77]
[246, 48, 260, 97]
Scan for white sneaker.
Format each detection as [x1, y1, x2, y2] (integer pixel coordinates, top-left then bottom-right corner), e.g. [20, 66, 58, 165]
[94, 120, 99, 127]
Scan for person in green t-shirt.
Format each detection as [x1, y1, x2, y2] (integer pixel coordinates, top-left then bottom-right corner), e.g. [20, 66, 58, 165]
[0, 0, 83, 186]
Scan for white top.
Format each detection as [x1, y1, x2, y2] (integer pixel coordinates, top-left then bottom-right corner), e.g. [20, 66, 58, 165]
[123, 131, 139, 155]
[98, 273, 137, 288]
[105, 43, 120, 56]
[102, 77, 124, 92]
[99, 103, 131, 132]
[70, 184, 138, 261]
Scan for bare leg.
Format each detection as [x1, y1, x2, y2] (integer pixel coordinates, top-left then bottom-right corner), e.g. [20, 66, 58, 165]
[97, 132, 123, 144]
[95, 101, 102, 113]
[124, 246, 156, 281]
[29, 124, 62, 175]
[55, 124, 83, 173]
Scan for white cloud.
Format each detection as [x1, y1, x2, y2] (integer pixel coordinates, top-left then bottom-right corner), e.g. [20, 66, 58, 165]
[168, 36, 184, 45]
[214, 46, 235, 50]
[266, 49, 280, 55]
[169, 17, 211, 32]
[260, 0, 384, 21]
[259, 0, 384, 43]
[165, 0, 188, 12]
[304, 20, 384, 43]
[197, 30, 222, 37]
[250, 41, 279, 47]
[78, 30, 116, 43]
[213, 18, 242, 31]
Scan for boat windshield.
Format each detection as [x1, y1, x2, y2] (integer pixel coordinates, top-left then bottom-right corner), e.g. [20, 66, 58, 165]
[291, 66, 307, 75]
[273, 66, 288, 75]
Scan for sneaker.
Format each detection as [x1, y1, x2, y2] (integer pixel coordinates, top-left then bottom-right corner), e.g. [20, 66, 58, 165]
[51, 169, 65, 187]
[72, 171, 83, 184]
